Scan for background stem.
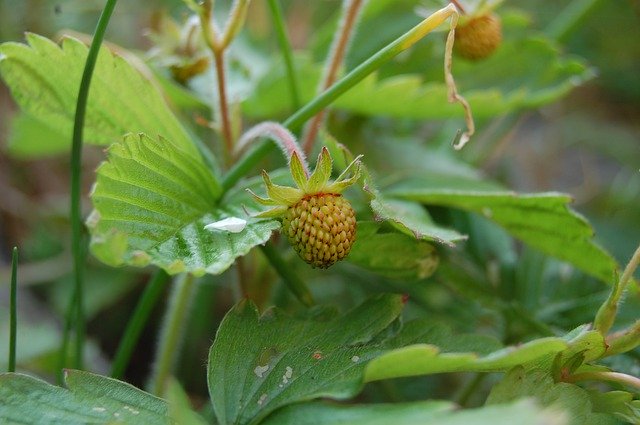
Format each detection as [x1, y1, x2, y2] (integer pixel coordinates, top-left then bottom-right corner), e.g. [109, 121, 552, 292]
[110, 270, 169, 379]
[545, 0, 605, 42]
[302, 0, 365, 154]
[148, 273, 196, 397]
[267, 0, 301, 110]
[8, 247, 18, 373]
[68, 0, 119, 371]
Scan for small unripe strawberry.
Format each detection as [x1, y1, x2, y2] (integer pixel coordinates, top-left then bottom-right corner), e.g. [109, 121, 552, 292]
[251, 147, 361, 268]
[283, 194, 356, 268]
[454, 13, 502, 61]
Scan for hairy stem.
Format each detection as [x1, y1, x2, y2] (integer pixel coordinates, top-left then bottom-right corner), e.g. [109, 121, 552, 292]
[8, 247, 18, 373]
[260, 242, 315, 307]
[302, 0, 366, 154]
[236, 121, 310, 174]
[267, 0, 301, 109]
[110, 270, 169, 379]
[567, 371, 640, 391]
[221, 0, 251, 48]
[605, 319, 640, 356]
[68, 0, 119, 371]
[594, 243, 640, 334]
[148, 273, 196, 397]
[222, 4, 460, 192]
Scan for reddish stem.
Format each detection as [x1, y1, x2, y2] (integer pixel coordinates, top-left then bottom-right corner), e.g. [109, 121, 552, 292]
[302, 0, 365, 155]
[450, 0, 466, 14]
[213, 50, 234, 164]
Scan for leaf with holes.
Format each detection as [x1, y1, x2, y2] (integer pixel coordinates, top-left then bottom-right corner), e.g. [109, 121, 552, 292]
[207, 294, 405, 425]
[206, 294, 550, 425]
[0, 34, 196, 157]
[88, 133, 278, 276]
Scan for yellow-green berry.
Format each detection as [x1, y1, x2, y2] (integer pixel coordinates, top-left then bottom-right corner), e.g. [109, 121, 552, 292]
[283, 194, 356, 268]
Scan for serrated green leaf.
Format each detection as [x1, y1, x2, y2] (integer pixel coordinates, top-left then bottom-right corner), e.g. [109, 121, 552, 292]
[386, 180, 618, 283]
[207, 295, 405, 425]
[589, 390, 640, 424]
[207, 294, 572, 425]
[347, 221, 439, 280]
[263, 399, 567, 425]
[0, 34, 197, 157]
[370, 197, 466, 247]
[487, 367, 621, 425]
[362, 164, 466, 247]
[89, 133, 278, 276]
[0, 370, 168, 424]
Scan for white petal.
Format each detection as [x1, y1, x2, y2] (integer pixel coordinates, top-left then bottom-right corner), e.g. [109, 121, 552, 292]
[204, 217, 247, 233]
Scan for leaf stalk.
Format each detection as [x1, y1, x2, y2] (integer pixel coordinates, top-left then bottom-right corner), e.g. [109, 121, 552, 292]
[594, 243, 640, 334]
[8, 247, 18, 373]
[67, 0, 119, 372]
[148, 273, 197, 397]
[110, 270, 169, 379]
[267, 0, 301, 109]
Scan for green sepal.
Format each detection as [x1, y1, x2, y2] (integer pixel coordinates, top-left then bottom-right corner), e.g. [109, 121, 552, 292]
[327, 155, 363, 193]
[262, 170, 303, 205]
[254, 206, 288, 219]
[335, 154, 363, 183]
[247, 188, 279, 206]
[289, 152, 309, 191]
[307, 147, 333, 193]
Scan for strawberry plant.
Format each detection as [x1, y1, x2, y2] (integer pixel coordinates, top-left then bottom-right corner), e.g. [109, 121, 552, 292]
[1, 0, 639, 424]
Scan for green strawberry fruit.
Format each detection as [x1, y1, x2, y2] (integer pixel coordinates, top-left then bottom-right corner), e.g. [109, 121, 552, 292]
[283, 193, 356, 268]
[251, 147, 361, 268]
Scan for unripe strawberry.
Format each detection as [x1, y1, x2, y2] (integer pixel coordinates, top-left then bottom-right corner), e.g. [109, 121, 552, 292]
[283, 194, 356, 268]
[454, 13, 502, 61]
[251, 147, 361, 268]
